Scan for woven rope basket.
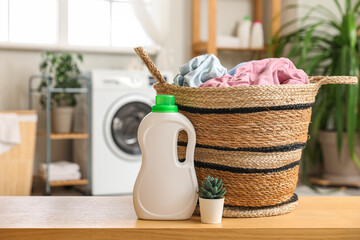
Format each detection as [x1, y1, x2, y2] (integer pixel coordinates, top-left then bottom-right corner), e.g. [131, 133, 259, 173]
[134, 47, 358, 218]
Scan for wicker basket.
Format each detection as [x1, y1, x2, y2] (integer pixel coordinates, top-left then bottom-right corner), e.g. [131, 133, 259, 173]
[0, 111, 37, 196]
[134, 47, 358, 218]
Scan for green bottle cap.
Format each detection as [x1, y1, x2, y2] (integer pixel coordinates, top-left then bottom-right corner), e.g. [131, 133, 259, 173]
[152, 95, 178, 113]
[244, 16, 250, 21]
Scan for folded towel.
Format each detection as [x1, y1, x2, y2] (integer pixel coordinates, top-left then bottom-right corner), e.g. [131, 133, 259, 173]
[39, 161, 80, 173]
[217, 35, 241, 48]
[38, 161, 81, 181]
[200, 58, 309, 87]
[0, 113, 21, 155]
[174, 54, 227, 87]
[39, 170, 81, 182]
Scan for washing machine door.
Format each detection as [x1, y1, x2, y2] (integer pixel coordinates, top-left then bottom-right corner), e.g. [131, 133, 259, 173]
[105, 94, 153, 161]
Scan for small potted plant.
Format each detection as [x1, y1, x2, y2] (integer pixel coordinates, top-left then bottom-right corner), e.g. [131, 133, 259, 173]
[38, 52, 83, 133]
[197, 175, 226, 224]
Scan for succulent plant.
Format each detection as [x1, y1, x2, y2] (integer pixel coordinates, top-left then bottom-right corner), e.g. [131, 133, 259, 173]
[197, 176, 226, 199]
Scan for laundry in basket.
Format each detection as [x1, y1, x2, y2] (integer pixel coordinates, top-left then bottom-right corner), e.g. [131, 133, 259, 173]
[134, 46, 358, 218]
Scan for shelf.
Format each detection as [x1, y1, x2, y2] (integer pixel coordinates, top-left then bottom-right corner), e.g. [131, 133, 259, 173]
[309, 177, 360, 188]
[39, 178, 89, 187]
[192, 0, 281, 56]
[0, 110, 36, 115]
[192, 41, 267, 54]
[217, 46, 268, 52]
[49, 179, 88, 187]
[37, 132, 89, 140]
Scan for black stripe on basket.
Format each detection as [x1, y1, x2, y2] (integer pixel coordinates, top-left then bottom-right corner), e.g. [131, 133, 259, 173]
[178, 141, 307, 153]
[224, 194, 298, 210]
[177, 103, 314, 114]
[194, 160, 300, 174]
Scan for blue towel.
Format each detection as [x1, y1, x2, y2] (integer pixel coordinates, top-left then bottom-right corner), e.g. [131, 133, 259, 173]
[174, 54, 227, 87]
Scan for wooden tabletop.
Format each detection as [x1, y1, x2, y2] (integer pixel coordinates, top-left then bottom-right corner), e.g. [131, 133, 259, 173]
[0, 196, 359, 239]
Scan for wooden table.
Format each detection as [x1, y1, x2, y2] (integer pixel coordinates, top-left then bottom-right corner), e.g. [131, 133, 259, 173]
[0, 196, 359, 239]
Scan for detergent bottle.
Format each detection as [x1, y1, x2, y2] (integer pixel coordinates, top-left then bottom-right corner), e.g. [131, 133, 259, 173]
[133, 95, 198, 220]
[250, 21, 264, 48]
[238, 16, 252, 48]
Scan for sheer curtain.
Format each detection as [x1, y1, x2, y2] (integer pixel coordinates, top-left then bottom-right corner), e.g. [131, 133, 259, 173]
[131, 0, 174, 71]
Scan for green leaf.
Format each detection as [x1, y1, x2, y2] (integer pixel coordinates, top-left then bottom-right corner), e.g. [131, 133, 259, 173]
[216, 179, 222, 188]
[201, 180, 206, 188]
[298, 21, 324, 67]
[334, 0, 343, 13]
[347, 84, 358, 163]
[205, 178, 212, 190]
[354, 1, 360, 13]
[345, 0, 351, 12]
[352, 155, 360, 169]
[335, 85, 344, 156]
[206, 191, 213, 199]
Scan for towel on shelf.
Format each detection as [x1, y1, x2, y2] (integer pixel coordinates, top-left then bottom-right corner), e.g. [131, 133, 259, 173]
[38, 161, 81, 182]
[0, 113, 21, 155]
[39, 161, 80, 172]
[217, 35, 241, 48]
[200, 58, 309, 87]
[173, 54, 227, 87]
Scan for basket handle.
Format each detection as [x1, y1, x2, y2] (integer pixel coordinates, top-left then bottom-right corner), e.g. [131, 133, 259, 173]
[309, 76, 358, 86]
[134, 46, 166, 84]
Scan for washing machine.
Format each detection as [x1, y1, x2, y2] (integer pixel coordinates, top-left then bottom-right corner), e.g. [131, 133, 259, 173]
[91, 69, 172, 195]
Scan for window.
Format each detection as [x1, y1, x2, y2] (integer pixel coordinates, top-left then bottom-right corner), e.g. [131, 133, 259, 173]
[111, 1, 153, 47]
[9, 0, 58, 44]
[68, 0, 111, 46]
[0, 0, 8, 41]
[0, 0, 155, 51]
[0, 0, 57, 44]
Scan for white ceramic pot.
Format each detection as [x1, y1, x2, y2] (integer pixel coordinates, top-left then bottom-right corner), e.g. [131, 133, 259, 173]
[51, 107, 75, 133]
[199, 198, 224, 224]
[319, 131, 360, 184]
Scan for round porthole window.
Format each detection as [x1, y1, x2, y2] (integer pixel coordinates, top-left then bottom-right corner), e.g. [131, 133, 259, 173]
[110, 102, 151, 155]
[104, 94, 153, 161]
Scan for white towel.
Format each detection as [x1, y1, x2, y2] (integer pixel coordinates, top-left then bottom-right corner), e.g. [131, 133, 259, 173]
[0, 113, 21, 155]
[217, 35, 241, 48]
[39, 169, 81, 182]
[38, 161, 81, 181]
[39, 161, 80, 173]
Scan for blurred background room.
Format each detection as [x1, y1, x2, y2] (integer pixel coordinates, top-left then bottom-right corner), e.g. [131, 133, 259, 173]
[0, 0, 359, 197]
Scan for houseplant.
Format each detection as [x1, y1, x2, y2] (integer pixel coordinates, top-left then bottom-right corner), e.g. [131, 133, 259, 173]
[197, 176, 226, 224]
[272, 0, 360, 184]
[39, 52, 83, 133]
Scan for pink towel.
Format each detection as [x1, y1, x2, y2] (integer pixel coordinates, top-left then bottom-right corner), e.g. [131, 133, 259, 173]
[199, 58, 309, 87]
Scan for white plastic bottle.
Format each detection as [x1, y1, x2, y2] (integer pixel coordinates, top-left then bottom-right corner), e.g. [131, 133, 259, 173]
[250, 21, 264, 49]
[237, 16, 252, 48]
[133, 95, 198, 220]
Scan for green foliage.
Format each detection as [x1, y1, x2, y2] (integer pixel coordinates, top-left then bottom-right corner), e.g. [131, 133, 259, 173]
[197, 176, 226, 199]
[38, 51, 83, 108]
[272, 0, 360, 170]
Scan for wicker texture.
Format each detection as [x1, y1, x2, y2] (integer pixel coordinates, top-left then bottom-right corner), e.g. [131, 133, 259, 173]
[0, 112, 37, 196]
[134, 47, 358, 218]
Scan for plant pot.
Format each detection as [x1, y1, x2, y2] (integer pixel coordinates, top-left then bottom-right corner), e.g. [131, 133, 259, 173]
[199, 198, 224, 224]
[319, 131, 360, 184]
[51, 107, 75, 133]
